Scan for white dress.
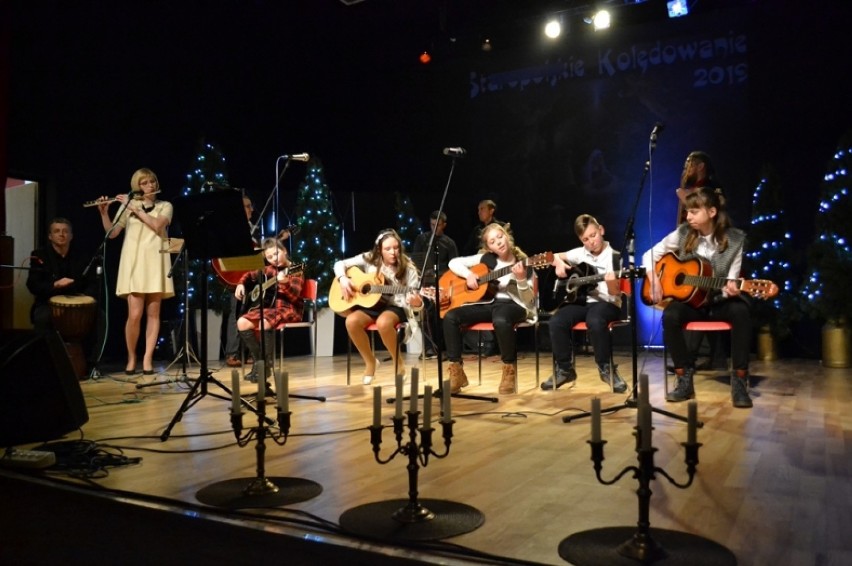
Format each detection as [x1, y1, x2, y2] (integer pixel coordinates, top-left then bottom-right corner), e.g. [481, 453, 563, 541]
[113, 200, 176, 299]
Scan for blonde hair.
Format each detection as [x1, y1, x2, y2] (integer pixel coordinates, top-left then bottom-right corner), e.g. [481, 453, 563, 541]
[130, 168, 158, 191]
[479, 223, 527, 260]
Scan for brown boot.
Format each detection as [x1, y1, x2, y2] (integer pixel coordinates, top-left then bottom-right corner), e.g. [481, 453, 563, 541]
[499, 363, 516, 394]
[448, 362, 469, 393]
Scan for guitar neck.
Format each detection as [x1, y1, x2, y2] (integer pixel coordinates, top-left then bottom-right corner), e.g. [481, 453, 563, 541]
[681, 273, 738, 291]
[367, 283, 417, 295]
[477, 260, 532, 284]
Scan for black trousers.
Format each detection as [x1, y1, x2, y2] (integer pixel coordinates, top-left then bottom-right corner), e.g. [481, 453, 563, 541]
[663, 299, 751, 371]
[548, 301, 621, 369]
[443, 300, 526, 364]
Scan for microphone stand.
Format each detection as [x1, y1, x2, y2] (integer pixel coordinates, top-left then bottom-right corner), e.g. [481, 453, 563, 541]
[85, 193, 134, 379]
[255, 156, 324, 403]
[388, 152, 497, 408]
[139, 241, 199, 388]
[84, 248, 106, 380]
[564, 126, 694, 426]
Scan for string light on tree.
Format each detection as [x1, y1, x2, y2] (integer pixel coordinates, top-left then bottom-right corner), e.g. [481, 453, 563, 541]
[802, 132, 852, 322]
[294, 157, 341, 308]
[394, 192, 419, 250]
[745, 167, 798, 340]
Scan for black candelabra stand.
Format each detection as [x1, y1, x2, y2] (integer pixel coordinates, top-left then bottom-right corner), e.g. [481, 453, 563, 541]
[339, 368, 485, 541]
[558, 375, 736, 565]
[195, 367, 322, 509]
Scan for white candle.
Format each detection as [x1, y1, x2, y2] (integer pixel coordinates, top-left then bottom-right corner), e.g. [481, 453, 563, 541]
[442, 379, 451, 423]
[409, 368, 419, 414]
[274, 370, 284, 409]
[231, 369, 240, 414]
[591, 397, 601, 442]
[423, 385, 432, 425]
[687, 401, 697, 444]
[373, 386, 382, 427]
[639, 373, 652, 450]
[394, 373, 403, 418]
[280, 371, 289, 413]
[257, 362, 265, 401]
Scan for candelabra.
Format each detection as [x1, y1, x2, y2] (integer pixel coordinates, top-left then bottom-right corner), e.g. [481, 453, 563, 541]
[338, 368, 485, 541]
[195, 367, 322, 509]
[558, 374, 736, 565]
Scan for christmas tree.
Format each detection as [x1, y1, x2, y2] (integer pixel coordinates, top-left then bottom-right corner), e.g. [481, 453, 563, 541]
[744, 165, 798, 339]
[802, 130, 852, 322]
[179, 138, 232, 314]
[394, 192, 420, 250]
[293, 157, 341, 308]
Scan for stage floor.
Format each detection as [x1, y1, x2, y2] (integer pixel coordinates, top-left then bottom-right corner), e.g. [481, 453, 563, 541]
[3, 348, 852, 565]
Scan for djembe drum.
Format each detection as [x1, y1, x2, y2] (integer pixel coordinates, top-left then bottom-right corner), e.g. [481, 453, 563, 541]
[50, 294, 97, 379]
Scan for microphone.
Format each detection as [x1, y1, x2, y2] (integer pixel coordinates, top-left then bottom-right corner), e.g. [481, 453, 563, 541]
[283, 153, 310, 162]
[442, 147, 467, 157]
[651, 122, 664, 138]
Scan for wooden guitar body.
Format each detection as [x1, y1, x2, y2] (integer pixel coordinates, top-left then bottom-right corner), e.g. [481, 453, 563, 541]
[436, 263, 496, 318]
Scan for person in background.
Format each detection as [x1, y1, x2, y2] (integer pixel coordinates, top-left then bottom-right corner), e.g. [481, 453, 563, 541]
[442, 223, 536, 395]
[96, 168, 174, 375]
[540, 214, 627, 393]
[235, 237, 303, 393]
[26, 217, 98, 332]
[412, 210, 459, 358]
[462, 199, 506, 255]
[224, 193, 259, 367]
[643, 186, 753, 408]
[333, 229, 423, 385]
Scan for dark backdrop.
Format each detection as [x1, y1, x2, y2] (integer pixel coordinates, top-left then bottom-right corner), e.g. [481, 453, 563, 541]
[6, 0, 852, 357]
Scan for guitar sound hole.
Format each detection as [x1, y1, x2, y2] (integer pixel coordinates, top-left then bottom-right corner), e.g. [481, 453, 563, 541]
[674, 273, 685, 286]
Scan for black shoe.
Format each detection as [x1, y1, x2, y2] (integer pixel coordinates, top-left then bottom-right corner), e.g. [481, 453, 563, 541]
[731, 372, 753, 408]
[541, 367, 577, 390]
[597, 363, 627, 394]
[264, 382, 276, 398]
[244, 370, 259, 383]
[666, 367, 695, 402]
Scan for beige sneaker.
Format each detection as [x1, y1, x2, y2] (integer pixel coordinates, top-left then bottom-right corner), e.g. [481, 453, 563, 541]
[448, 362, 469, 393]
[499, 363, 516, 394]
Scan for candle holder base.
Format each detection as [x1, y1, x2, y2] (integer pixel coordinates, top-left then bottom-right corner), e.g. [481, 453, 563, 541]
[558, 526, 735, 565]
[339, 498, 484, 541]
[196, 477, 322, 509]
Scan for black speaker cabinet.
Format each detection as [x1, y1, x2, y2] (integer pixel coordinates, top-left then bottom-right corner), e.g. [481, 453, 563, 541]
[0, 330, 89, 447]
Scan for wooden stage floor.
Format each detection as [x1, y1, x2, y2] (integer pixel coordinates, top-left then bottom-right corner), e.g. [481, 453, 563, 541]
[3, 348, 852, 565]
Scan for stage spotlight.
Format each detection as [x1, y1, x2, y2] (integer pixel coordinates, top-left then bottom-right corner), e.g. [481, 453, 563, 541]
[667, 0, 689, 18]
[544, 18, 562, 39]
[592, 10, 611, 31]
[481, 38, 493, 52]
[419, 51, 431, 64]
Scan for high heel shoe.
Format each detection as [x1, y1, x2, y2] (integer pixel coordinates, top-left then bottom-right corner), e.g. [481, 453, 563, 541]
[362, 357, 381, 385]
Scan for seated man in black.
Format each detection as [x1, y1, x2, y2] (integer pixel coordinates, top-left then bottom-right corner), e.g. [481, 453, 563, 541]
[26, 217, 98, 332]
[412, 211, 459, 357]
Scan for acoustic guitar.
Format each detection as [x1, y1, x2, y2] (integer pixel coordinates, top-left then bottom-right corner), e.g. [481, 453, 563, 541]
[328, 266, 432, 315]
[239, 263, 304, 314]
[640, 252, 778, 308]
[552, 262, 625, 306]
[436, 252, 553, 318]
[212, 224, 299, 288]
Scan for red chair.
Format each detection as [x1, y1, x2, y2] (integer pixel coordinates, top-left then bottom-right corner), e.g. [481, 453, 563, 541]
[274, 278, 319, 378]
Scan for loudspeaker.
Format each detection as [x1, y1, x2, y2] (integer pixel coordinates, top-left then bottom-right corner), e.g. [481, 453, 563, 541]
[0, 330, 89, 447]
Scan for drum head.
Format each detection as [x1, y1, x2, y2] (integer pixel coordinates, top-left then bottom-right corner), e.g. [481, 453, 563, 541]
[49, 294, 97, 306]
